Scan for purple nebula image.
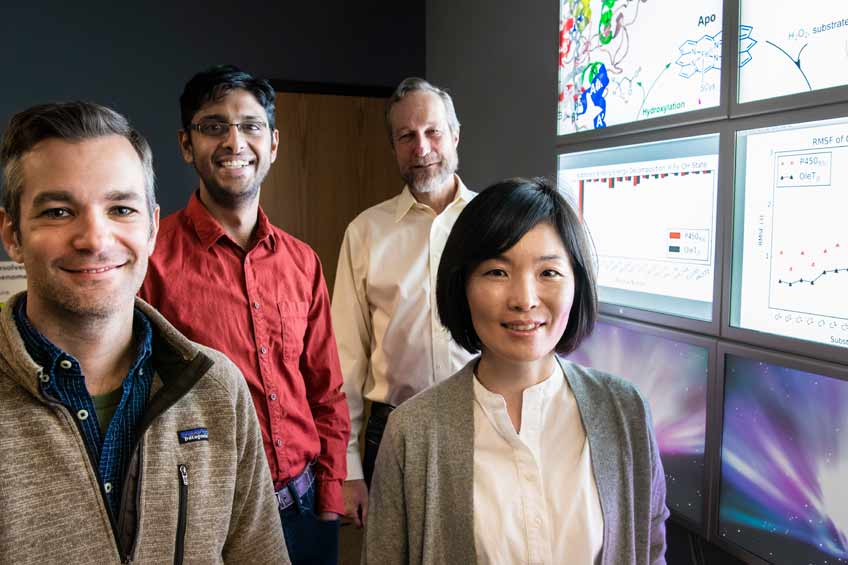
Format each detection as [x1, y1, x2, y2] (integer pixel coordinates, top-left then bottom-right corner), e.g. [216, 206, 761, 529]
[720, 355, 848, 564]
[566, 321, 709, 525]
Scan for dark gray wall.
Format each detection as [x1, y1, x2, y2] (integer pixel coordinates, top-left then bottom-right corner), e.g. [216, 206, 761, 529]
[425, 1, 559, 191]
[0, 1, 424, 216]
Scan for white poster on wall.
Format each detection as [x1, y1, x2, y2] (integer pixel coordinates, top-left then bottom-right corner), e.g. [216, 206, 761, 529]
[0, 262, 26, 309]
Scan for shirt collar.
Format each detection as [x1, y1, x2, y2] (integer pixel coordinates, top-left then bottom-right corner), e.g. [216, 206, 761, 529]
[393, 175, 473, 222]
[472, 361, 565, 411]
[184, 190, 276, 251]
[13, 294, 154, 385]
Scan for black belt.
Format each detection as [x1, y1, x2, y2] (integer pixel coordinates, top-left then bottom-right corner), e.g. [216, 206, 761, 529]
[274, 464, 315, 511]
[370, 401, 395, 421]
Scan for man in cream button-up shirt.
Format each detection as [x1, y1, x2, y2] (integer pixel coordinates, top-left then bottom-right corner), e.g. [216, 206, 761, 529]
[331, 77, 475, 527]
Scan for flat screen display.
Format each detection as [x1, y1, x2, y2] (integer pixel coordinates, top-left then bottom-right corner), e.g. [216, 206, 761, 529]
[557, 0, 723, 135]
[558, 134, 719, 321]
[719, 354, 848, 564]
[738, 1, 848, 104]
[566, 321, 709, 525]
[731, 116, 848, 350]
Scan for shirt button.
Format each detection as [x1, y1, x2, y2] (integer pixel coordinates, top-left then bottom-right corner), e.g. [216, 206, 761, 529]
[77, 409, 89, 421]
[104, 482, 113, 493]
[275, 438, 283, 447]
[138, 368, 144, 376]
[270, 393, 278, 401]
[253, 301, 261, 310]
[38, 372, 50, 383]
[59, 360, 72, 370]
[260, 346, 268, 355]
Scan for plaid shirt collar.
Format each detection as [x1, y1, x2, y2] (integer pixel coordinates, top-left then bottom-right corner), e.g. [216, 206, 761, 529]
[13, 295, 154, 518]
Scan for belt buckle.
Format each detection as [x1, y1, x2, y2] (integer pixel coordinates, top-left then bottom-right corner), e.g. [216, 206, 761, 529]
[275, 487, 296, 511]
[275, 463, 314, 511]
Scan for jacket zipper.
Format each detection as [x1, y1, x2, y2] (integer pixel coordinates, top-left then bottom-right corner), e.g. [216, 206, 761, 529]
[121, 438, 144, 564]
[175, 464, 189, 565]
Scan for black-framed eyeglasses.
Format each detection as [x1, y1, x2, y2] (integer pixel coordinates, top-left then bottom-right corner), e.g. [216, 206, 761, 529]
[190, 121, 268, 137]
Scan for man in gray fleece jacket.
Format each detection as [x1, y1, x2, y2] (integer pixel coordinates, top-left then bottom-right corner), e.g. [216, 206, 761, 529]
[0, 101, 288, 563]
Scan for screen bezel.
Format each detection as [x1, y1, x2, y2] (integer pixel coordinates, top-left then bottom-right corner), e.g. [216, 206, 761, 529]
[729, 0, 848, 117]
[708, 342, 848, 561]
[720, 102, 848, 366]
[554, 0, 732, 143]
[557, 122, 726, 335]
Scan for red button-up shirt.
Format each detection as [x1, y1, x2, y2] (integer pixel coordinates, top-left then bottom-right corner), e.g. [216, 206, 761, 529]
[140, 193, 349, 513]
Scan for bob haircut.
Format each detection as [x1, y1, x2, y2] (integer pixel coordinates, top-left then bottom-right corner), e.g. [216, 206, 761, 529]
[436, 177, 598, 355]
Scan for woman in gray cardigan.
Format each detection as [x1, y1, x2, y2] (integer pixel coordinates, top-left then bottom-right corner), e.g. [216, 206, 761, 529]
[362, 178, 668, 565]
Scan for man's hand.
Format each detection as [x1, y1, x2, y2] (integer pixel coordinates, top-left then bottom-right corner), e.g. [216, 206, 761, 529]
[318, 511, 340, 521]
[343, 479, 369, 528]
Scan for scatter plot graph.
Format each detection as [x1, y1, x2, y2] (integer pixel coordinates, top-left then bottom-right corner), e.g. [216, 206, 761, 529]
[771, 239, 848, 321]
[735, 116, 848, 348]
[775, 243, 844, 287]
[768, 146, 848, 322]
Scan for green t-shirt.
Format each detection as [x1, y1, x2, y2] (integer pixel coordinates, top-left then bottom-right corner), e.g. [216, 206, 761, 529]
[91, 386, 124, 437]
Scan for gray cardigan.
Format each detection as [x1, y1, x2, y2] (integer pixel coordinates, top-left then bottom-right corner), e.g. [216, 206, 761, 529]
[362, 358, 669, 565]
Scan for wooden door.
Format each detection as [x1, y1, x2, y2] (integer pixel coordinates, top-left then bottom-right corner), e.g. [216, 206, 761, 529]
[260, 92, 400, 292]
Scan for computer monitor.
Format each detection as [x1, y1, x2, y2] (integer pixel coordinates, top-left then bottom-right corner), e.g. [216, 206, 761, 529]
[557, 0, 723, 135]
[558, 133, 720, 322]
[730, 115, 848, 354]
[718, 349, 848, 564]
[737, 1, 848, 104]
[566, 318, 712, 528]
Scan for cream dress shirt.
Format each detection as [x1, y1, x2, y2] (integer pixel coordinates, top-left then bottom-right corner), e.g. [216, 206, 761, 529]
[332, 177, 476, 480]
[472, 363, 604, 564]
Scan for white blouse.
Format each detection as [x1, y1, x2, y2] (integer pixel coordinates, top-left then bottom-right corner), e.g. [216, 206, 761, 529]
[472, 363, 604, 565]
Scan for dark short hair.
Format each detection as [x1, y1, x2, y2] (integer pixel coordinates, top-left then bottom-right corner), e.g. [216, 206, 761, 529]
[0, 101, 156, 234]
[436, 177, 598, 355]
[180, 64, 276, 133]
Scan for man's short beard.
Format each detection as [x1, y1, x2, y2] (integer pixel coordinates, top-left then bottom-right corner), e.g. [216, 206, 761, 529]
[403, 156, 458, 194]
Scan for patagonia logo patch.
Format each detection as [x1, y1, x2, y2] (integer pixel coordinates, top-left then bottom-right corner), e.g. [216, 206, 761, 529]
[178, 428, 209, 444]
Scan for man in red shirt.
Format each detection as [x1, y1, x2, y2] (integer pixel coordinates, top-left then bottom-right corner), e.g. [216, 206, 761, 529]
[140, 65, 349, 565]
